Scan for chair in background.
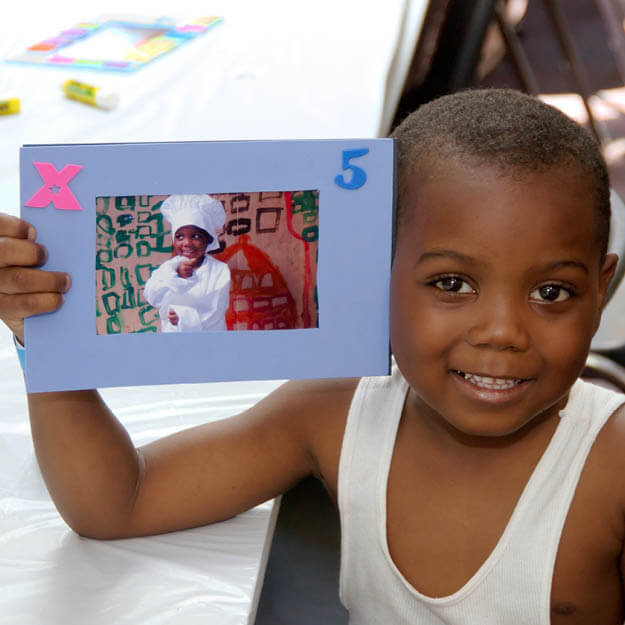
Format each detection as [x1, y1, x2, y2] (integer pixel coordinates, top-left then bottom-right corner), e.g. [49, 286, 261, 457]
[390, 0, 624, 145]
[390, 0, 502, 131]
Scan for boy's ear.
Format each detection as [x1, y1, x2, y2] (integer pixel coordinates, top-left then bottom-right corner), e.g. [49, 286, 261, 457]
[597, 253, 619, 313]
[592, 253, 618, 335]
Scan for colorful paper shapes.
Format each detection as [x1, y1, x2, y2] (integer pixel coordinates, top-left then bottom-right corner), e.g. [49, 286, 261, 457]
[8, 16, 223, 73]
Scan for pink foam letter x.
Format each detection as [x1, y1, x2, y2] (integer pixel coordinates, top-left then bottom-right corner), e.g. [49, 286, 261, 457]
[25, 162, 83, 211]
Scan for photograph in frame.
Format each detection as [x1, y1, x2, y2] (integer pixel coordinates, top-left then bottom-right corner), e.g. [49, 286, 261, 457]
[95, 190, 319, 335]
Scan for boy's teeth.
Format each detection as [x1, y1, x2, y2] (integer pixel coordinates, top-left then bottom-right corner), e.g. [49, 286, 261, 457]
[456, 371, 522, 389]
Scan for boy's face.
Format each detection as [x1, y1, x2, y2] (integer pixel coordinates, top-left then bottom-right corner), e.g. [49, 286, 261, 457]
[172, 225, 212, 267]
[390, 159, 617, 437]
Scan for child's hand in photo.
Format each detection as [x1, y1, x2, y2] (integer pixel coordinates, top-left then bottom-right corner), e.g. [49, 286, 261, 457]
[168, 308, 179, 326]
[177, 259, 195, 279]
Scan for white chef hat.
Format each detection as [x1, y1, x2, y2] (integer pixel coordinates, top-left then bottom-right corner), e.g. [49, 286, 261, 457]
[161, 194, 226, 252]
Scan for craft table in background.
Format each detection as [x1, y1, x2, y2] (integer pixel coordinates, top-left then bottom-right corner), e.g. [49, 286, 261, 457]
[0, 1, 428, 623]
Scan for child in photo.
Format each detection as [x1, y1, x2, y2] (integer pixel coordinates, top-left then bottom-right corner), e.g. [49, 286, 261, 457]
[1, 89, 625, 623]
[143, 194, 231, 332]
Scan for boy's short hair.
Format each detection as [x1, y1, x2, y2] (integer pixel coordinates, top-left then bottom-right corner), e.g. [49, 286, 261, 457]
[391, 89, 610, 262]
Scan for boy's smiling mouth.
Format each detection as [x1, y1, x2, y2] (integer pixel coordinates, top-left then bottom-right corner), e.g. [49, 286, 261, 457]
[452, 370, 527, 390]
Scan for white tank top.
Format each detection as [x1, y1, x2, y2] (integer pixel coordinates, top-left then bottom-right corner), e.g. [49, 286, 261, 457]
[338, 366, 625, 624]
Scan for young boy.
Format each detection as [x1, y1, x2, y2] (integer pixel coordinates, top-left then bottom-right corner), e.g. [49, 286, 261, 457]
[0, 89, 624, 624]
[143, 194, 231, 332]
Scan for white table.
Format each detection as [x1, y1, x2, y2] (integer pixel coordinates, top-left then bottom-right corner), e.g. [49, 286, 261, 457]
[0, 352, 283, 625]
[0, 1, 427, 623]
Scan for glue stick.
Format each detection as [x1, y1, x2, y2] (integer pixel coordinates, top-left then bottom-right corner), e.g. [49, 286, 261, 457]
[62, 79, 118, 110]
[0, 97, 20, 115]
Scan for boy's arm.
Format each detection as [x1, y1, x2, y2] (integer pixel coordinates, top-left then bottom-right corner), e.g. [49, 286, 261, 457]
[595, 403, 625, 598]
[612, 404, 625, 596]
[1, 213, 354, 538]
[27, 378, 354, 539]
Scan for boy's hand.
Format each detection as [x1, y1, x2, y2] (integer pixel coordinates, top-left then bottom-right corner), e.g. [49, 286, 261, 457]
[0, 213, 70, 344]
[177, 260, 195, 279]
[168, 308, 179, 326]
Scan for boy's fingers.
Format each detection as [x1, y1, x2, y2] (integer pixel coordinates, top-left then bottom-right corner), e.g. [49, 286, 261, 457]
[0, 292, 65, 341]
[0, 215, 64, 345]
[0, 292, 65, 319]
[0, 236, 46, 268]
[0, 267, 70, 295]
[0, 213, 35, 240]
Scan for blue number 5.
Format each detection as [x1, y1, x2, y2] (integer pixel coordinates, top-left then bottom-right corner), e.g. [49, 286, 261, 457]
[334, 148, 369, 190]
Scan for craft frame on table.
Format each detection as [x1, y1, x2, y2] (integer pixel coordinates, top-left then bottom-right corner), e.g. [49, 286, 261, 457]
[6, 15, 222, 73]
[20, 139, 395, 393]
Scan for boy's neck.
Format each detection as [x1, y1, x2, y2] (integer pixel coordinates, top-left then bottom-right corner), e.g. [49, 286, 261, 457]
[404, 387, 567, 461]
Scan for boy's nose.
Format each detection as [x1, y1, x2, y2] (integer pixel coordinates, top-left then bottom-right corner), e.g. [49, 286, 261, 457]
[465, 295, 530, 352]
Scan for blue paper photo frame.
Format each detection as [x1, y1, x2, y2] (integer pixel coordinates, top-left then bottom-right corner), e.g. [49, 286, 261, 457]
[20, 139, 394, 393]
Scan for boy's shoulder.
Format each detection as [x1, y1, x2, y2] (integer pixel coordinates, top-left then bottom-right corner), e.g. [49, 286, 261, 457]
[594, 392, 625, 449]
[582, 387, 625, 506]
[595, 392, 625, 445]
[265, 377, 360, 498]
[272, 377, 360, 431]
[204, 254, 229, 268]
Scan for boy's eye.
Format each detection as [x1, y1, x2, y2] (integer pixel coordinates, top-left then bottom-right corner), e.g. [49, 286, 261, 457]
[431, 276, 474, 294]
[529, 284, 571, 303]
